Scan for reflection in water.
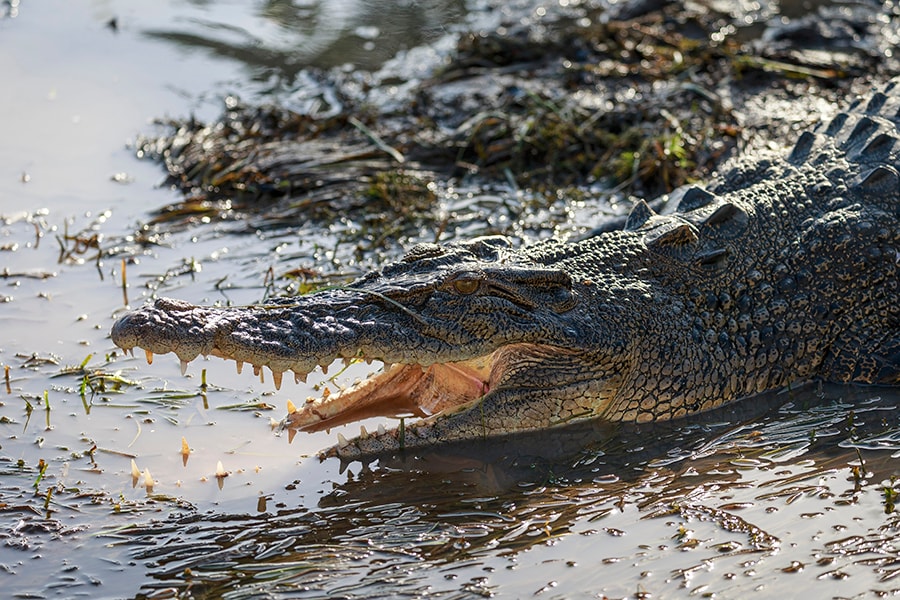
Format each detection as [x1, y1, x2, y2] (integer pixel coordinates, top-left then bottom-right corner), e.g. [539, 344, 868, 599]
[106, 384, 899, 598]
[144, 0, 466, 81]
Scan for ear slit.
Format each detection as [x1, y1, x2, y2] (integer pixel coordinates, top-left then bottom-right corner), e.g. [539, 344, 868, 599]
[696, 248, 729, 267]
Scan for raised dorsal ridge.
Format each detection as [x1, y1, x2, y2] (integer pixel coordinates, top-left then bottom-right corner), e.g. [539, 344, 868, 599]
[703, 202, 746, 227]
[841, 116, 879, 151]
[854, 132, 896, 161]
[625, 199, 656, 231]
[787, 130, 817, 165]
[853, 164, 900, 193]
[865, 91, 888, 115]
[823, 112, 849, 137]
[671, 185, 716, 212]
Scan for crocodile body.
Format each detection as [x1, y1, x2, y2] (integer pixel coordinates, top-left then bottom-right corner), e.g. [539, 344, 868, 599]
[112, 80, 900, 459]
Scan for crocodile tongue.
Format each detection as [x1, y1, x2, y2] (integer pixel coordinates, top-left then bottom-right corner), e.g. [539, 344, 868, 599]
[285, 354, 494, 431]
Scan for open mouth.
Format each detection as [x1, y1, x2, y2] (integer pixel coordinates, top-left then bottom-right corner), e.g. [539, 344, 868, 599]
[283, 352, 498, 432]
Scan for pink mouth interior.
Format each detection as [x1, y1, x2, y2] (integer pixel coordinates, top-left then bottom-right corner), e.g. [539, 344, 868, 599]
[284, 354, 495, 432]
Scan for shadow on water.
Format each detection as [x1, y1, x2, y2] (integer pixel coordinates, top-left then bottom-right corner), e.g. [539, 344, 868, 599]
[105, 383, 900, 599]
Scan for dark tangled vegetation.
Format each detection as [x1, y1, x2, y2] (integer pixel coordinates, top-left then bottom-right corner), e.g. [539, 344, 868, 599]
[136, 1, 899, 242]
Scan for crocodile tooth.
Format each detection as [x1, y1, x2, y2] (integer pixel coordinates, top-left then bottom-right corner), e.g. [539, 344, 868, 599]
[320, 363, 329, 375]
[294, 370, 308, 384]
[287, 399, 297, 414]
[337, 433, 349, 448]
[253, 365, 261, 377]
[142, 468, 154, 489]
[360, 425, 368, 436]
[180, 360, 189, 376]
[378, 423, 386, 435]
[125, 348, 134, 357]
[365, 357, 373, 365]
[145, 350, 154, 365]
[342, 357, 351, 367]
[236, 361, 244, 375]
[382, 361, 394, 372]
[272, 369, 284, 390]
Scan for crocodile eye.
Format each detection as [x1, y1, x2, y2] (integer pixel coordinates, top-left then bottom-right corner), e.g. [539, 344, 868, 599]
[453, 278, 480, 295]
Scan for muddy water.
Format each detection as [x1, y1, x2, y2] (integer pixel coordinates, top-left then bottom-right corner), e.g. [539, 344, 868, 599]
[1, 1, 898, 598]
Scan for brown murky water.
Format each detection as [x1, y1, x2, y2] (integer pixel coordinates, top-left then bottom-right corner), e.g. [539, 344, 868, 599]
[1, 1, 898, 598]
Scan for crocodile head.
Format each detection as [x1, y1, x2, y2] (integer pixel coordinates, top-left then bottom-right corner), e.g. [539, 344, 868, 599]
[110, 235, 635, 458]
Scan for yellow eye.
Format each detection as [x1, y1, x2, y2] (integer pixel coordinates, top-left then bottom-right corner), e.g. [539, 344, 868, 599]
[453, 278, 480, 295]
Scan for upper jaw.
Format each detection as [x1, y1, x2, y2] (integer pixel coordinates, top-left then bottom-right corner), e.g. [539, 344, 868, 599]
[109, 294, 490, 384]
[110, 295, 595, 456]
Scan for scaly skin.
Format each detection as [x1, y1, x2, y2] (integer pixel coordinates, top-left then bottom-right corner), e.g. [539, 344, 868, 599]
[112, 80, 900, 459]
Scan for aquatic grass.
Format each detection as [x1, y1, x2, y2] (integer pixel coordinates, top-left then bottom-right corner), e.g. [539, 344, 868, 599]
[217, 400, 275, 412]
[53, 353, 140, 415]
[55, 212, 112, 275]
[883, 476, 898, 513]
[43, 389, 51, 429]
[32, 458, 48, 491]
[23, 396, 33, 431]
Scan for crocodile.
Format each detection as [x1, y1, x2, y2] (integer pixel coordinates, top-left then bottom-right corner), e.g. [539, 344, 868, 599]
[111, 79, 900, 459]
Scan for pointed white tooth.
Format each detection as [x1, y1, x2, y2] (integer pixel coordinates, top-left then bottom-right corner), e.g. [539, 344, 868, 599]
[337, 433, 349, 448]
[286, 399, 297, 414]
[145, 350, 154, 365]
[378, 424, 386, 435]
[142, 468, 153, 489]
[360, 425, 368, 436]
[126, 348, 134, 357]
[272, 369, 284, 390]
[236, 361, 244, 375]
[253, 365, 261, 376]
[180, 360, 189, 376]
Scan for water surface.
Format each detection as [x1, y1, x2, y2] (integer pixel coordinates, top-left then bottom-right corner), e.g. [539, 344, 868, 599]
[1, 1, 898, 598]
